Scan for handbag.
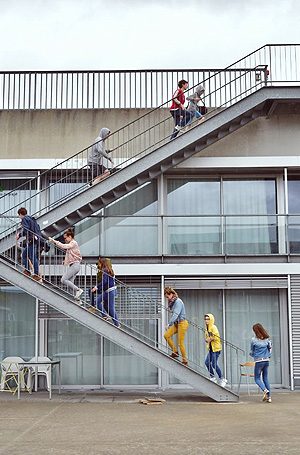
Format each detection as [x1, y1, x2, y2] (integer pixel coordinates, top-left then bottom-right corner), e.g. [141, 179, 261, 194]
[198, 103, 207, 115]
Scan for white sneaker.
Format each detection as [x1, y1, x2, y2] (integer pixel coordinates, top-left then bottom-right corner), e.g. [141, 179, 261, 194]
[174, 125, 181, 131]
[75, 289, 84, 300]
[209, 377, 218, 383]
[219, 378, 228, 388]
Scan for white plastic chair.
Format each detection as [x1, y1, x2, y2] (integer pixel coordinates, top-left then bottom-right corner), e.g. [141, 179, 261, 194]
[27, 356, 52, 391]
[0, 356, 26, 392]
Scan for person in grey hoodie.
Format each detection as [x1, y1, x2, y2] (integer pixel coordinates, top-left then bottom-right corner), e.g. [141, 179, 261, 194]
[88, 127, 114, 185]
[186, 84, 205, 123]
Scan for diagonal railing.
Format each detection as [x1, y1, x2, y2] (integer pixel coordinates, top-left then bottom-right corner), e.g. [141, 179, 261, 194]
[1, 44, 300, 232]
[0, 226, 244, 390]
[0, 67, 268, 234]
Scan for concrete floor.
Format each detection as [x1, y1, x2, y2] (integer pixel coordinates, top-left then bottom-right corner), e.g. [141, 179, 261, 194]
[0, 389, 299, 455]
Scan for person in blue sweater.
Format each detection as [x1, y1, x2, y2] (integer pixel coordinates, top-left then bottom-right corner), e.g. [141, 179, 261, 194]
[92, 257, 120, 327]
[164, 287, 189, 365]
[17, 207, 42, 282]
[249, 323, 272, 403]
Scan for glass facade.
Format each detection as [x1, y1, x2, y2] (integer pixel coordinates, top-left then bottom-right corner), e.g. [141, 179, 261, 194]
[47, 319, 158, 386]
[287, 178, 300, 253]
[0, 170, 293, 389]
[167, 177, 277, 255]
[45, 175, 300, 257]
[0, 287, 35, 361]
[178, 288, 282, 385]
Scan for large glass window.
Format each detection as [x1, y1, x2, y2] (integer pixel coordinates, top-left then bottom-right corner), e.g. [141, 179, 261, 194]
[166, 179, 221, 255]
[47, 283, 159, 386]
[76, 182, 158, 256]
[168, 287, 282, 386]
[223, 179, 277, 254]
[0, 178, 38, 235]
[169, 289, 223, 384]
[48, 319, 101, 385]
[226, 289, 281, 385]
[287, 178, 300, 253]
[0, 287, 35, 360]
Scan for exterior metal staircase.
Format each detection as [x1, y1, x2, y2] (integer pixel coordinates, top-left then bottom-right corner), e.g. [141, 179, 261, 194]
[0, 250, 240, 402]
[2, 85, 300, 253]
[1, 44, 299, 398]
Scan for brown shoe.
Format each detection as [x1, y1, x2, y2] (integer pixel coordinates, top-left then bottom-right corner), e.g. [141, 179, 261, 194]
[32, 274, 42, 282]
[182, 359, 188, 366]
[170, 352, 179, 359]
[23, 270, 31, 277]
[88, 307, 97, 314]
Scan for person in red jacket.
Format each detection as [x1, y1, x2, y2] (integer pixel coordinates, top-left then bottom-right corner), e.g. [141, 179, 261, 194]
[170, 79, 192, 139]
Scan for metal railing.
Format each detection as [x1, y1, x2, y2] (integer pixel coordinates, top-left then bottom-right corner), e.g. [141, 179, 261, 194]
[0, 66, 268, 110]
[0, 213, 294, 257]
[0, 227, 244, 389]
[0, 65, 269, 223]
[1, 44, 299, 110]
[0, 45, 299, 243]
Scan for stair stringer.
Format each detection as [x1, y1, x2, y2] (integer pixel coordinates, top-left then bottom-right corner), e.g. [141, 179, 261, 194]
[0, 257, 238, 402]
[2, 86, 300, 249]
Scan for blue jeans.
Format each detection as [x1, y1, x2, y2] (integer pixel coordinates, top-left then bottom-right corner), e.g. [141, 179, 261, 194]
[22, 243, 39, 275]
[187, 110, 202, 124]
[254, 361, 271, 395]
[205, 351, 222, 379]
[96, 289, 119, 326]
[170, 109, 192, 139]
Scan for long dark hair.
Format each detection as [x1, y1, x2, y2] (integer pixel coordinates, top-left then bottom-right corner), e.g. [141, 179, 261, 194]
[253, 323, 269, 340]
[98, 257, 114, 277]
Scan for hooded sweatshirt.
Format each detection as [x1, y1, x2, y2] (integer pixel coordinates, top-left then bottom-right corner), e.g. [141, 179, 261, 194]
[88, 127, 112, 169]
[186, 84, 205, 113]
[205, 313, 222, 352]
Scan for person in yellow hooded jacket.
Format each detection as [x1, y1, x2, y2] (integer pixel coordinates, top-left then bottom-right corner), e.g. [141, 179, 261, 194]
[204, 313, 227, 387]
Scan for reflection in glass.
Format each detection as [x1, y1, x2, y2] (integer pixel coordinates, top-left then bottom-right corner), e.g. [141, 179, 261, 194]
[287, 179, 300, 253]
[224, 179, 277, 254]
[0, 287, 35, 360]
[226, 289, 281, 385]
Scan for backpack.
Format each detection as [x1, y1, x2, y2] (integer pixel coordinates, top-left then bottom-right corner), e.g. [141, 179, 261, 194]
[26, 216, 50, 253]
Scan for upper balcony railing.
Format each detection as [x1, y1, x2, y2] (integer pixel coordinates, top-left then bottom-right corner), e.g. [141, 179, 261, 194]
[0, 67, 267, 110]
[0, 44, 299, 110]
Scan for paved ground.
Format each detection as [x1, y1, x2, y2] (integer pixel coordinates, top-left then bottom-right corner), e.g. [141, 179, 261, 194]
[0, 389, 299, 455]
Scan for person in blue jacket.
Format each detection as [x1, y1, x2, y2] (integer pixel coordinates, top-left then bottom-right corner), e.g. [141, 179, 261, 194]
[92, 257, 120, 327]
[17, 207, 42, 282]
[249, 323, 272, 403]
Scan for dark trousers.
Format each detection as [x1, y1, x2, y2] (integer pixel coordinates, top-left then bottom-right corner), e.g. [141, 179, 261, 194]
[96, 290, 119, 326]
[170, 109, 192, 139]
[22, 243, 39, 275]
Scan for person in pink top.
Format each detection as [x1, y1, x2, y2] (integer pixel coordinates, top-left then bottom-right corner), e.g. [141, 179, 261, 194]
[49, 229, 83, 300]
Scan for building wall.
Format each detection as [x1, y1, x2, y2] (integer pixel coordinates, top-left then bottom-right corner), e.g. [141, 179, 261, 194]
[197, 114, 300, 157]
[0, 108, 170, 159]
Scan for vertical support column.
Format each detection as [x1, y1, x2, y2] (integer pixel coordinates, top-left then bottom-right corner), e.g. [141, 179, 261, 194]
[288, 275, 294, 390]
[160, 275, 168, 390]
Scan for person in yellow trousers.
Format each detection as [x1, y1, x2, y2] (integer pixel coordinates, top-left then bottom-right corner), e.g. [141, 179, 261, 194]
[164, 287, 189, 365]
[204, 313, 227, 387]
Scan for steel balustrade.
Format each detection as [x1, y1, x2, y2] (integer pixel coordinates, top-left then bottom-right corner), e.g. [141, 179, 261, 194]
[0, 213, 291, 257]
[0, 44, 299, 109]
[0, 66, 268, 223]
[0, 225, 244, 389]
[0, 44, 299, 221]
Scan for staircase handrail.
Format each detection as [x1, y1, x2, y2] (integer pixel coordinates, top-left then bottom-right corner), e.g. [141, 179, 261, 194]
[0, 221, 245, 356]
[2, 43, 300, 208]
[0, 65, 267, 230]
